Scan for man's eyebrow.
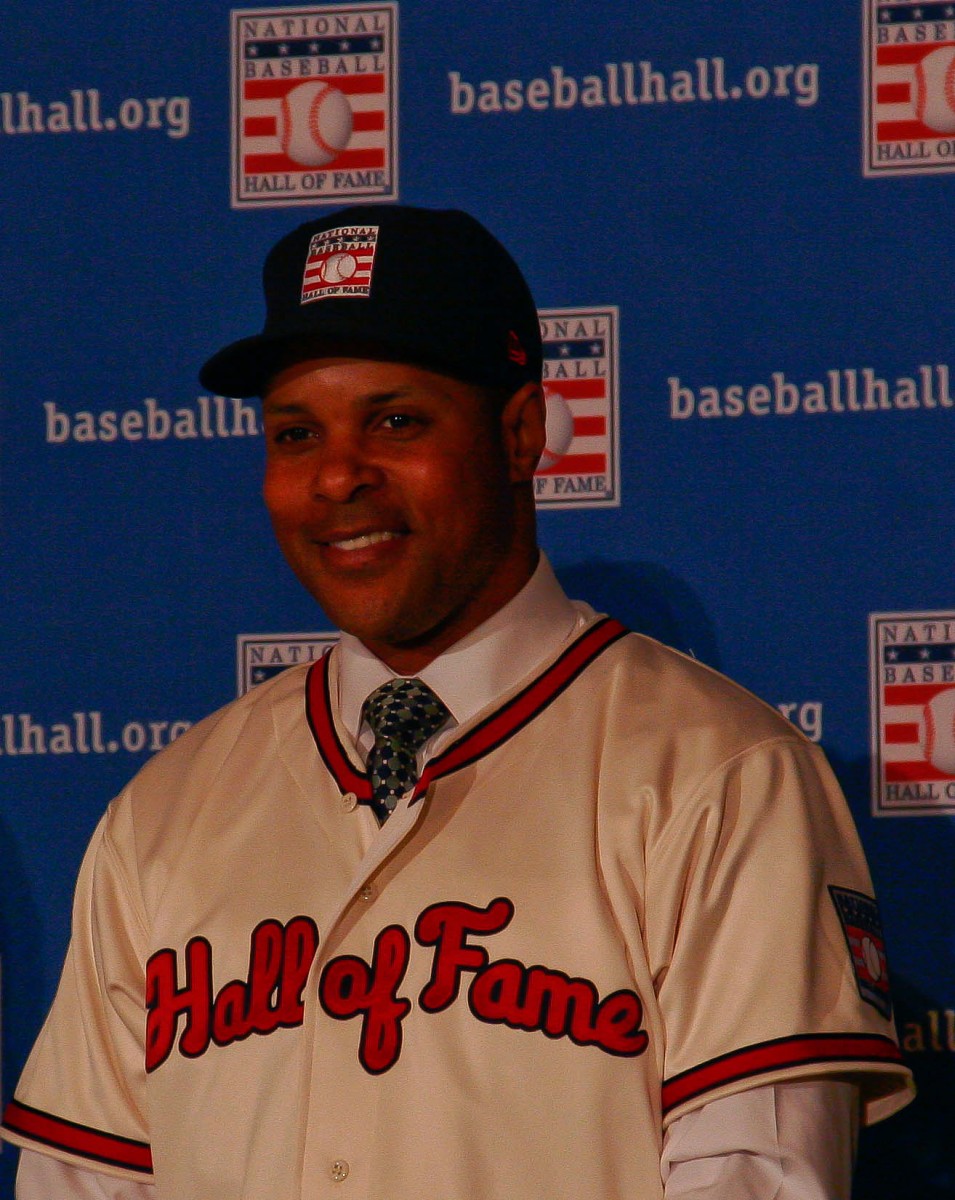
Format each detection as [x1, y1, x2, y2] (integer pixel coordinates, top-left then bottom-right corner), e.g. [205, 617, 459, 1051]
[262, 388, 417, 415]
[261, 399, 310, 415]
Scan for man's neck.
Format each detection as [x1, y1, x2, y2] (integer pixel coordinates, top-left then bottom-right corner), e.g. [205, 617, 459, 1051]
[359, 547, 542, 675]
[336, 554, 585, 747]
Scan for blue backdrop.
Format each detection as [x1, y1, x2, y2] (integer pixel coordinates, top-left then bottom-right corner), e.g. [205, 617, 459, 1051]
[2, 2, 953, 1195]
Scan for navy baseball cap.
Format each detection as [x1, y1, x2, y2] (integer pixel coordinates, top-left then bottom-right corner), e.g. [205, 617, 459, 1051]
[199, 205, 543, 398]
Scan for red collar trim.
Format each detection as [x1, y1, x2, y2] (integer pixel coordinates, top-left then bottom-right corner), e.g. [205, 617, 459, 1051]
[304, 617, 628, 802]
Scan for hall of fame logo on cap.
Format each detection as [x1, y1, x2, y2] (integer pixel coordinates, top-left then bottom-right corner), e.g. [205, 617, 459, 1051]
[869, 610, 955, 815]
[864, 1, 955, 175]
[231, 4, 398, 208]
[535, 307, 620, 510]
[301, 224, 379, 301]
[237, 633, 338, 696]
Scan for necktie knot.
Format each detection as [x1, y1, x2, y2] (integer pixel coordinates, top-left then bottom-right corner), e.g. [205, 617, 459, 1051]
[361, 678, 449, 821]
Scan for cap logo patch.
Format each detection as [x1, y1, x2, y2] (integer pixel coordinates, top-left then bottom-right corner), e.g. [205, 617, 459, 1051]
[301, 224, 379, 304]
[507, 330, 528, 366]
[829, 886, 893, 1019]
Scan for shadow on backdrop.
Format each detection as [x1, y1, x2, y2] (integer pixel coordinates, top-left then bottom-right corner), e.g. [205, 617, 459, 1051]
[555, 559, 722, 669]
[0, 813, 45, 1198]
[855, 968, 955, 1199]
[826, 752, 955, 1199]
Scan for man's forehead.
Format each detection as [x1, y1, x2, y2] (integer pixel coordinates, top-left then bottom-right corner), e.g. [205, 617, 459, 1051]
[262, 356, 483, 408]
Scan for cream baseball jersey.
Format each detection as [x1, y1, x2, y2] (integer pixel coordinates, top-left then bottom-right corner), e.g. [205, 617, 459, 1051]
[1, 616, 912, 1199]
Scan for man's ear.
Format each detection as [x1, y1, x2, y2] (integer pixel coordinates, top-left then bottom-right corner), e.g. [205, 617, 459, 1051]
[501, 383, 546, 482]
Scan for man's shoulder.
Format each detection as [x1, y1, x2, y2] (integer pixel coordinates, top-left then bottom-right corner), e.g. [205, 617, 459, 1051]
[116, 660, 315, 809]
[595, 624, 806, 750]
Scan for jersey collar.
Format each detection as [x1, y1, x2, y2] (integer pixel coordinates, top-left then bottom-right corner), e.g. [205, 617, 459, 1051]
[305, 615, 628, 803]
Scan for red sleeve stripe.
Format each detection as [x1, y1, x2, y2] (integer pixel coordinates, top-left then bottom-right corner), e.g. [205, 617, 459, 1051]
[661, 1033, 905, 1115]
[2, 1100, 153, 1174]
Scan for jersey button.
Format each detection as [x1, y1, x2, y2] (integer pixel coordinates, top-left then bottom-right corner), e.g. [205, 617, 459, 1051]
[340, 792, 358, 813]
[358, 884, 375, 902]
[330, 1160, 349, 1182]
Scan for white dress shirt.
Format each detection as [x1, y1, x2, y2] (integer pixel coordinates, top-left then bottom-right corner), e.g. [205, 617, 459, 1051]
[16, 555, 859, 1198]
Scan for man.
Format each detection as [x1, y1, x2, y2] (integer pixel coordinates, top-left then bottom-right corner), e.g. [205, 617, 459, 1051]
[3, 205, 912, 1198]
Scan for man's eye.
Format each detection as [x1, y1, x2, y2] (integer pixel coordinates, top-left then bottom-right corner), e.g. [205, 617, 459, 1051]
[273, 425, 313, 443]
[379, 412, 419, 431]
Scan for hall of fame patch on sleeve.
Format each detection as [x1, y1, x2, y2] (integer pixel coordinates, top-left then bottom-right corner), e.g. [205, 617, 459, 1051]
[864, 0, 955, 176]
[869, 610, 955, 815]
[231, 3, 398, 208]
[535, 307, 620, 511]
[829, 886, 893, 1019]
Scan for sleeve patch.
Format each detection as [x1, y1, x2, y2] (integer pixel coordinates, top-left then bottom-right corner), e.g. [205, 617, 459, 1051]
[829, 885, 893, 1019]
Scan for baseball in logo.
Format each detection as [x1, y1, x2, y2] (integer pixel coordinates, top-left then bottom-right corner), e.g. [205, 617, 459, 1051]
[864, 0, 955, 175]
[276, 81, 353, 166]
[534, 307, 620, 510]
[231, 4, 398, 208]
[869, 611, 955, 815]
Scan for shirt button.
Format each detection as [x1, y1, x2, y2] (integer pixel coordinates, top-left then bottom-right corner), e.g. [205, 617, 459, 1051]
[330, 1159, 349, 1182]
[340, 792, 358, 813]
[358, 884, 375, 902]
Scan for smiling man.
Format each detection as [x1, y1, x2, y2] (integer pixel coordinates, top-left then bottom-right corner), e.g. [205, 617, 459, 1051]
[3, 206, 912, 1200]
[262, 355, 542, 672]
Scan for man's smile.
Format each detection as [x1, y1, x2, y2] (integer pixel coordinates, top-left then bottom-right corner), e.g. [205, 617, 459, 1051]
[320, 530, 407, 552]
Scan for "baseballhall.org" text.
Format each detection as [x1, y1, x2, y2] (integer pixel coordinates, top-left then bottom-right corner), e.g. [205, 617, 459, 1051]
[0, 88, 190, 138]
[449, 57, 819, 115]
[0, 711, 192, 756]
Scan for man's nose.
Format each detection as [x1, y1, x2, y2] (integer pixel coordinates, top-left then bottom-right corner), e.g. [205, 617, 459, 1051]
[308, 436, 384, 503]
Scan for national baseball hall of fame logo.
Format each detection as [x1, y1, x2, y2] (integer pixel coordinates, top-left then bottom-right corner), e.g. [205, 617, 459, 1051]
[536, 307, 620, 510]
[864, 1, 955, 175]
[869, 611, 955, 815]
[231, 4, 398, 208]
[237, 633, 338, 695]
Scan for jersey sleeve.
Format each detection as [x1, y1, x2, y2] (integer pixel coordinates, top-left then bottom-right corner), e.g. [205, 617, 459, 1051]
[1, 799, 154, 1182]
[644, 734, 914, 1129]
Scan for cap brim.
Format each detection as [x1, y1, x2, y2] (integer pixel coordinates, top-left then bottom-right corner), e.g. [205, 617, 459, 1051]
[200, 321, 530, 398]
[199, 333, 286, 399]
[198, 318, 405, 398]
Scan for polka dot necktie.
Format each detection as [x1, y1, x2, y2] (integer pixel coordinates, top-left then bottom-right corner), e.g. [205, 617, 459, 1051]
[362, 678, 450, 823]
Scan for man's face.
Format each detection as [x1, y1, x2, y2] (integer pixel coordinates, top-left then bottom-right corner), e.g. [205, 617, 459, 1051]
[262, 357, 543, 672]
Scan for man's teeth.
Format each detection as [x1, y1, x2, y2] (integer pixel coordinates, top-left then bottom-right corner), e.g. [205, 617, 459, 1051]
[329, 531, 400, 551]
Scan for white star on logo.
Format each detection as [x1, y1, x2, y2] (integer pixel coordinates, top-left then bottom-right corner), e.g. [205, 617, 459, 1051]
[559, 344, 571, 356]
[919, 647, 932, 659]
[278, 42, 290, 55]
[887, 649, 899, 660]
[339, 39, 351, 51]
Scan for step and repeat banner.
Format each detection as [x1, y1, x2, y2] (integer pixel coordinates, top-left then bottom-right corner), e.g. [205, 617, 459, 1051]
[1, 2, 953, 1195]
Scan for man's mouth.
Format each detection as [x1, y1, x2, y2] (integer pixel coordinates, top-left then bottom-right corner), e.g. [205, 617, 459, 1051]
[323, 530, 405, 552]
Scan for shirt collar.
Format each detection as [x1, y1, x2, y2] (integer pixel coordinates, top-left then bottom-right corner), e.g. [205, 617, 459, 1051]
[336, 553, 582, 745]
